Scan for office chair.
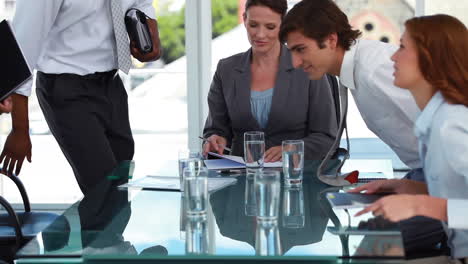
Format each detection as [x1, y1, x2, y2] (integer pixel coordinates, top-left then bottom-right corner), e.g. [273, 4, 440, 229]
[0, 172, 60, 262]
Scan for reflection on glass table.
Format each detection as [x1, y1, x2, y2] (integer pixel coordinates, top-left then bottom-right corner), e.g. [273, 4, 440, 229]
[16, 160, 409, 263]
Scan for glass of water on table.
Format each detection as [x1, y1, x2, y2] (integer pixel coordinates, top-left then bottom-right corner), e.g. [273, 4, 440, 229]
[178, 150, 202, 192]
[244, 131, 265, 173]
[282, 140, 304, 186]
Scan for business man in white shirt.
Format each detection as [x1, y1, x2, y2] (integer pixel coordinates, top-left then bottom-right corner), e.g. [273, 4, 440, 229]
[278, 0, 446, 255]
[1, 0, 161, 194]
[279, 0, 422, 179]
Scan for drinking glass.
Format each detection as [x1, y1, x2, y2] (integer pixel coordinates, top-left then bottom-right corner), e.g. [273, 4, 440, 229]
[282, 140, 304, 186]
[185, 217, 209, 255]
[255, 221, 282, 256]
[179, 196, 187, 240]
[183, 167, 208, 217]
[254, 170, 280, 223]
[244, 131, 265, 172]
[178, 150, 202, 191]
[244, 175, 257, 216]
[282, 185, 305, 229]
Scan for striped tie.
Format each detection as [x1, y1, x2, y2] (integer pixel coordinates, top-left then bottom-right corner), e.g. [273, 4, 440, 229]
[110, 0, 132, 74]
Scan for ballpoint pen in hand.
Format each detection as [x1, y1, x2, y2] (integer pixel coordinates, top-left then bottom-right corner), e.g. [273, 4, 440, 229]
[199, 136, 232, 152]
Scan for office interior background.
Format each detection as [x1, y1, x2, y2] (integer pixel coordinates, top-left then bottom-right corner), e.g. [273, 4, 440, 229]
[0, 0, 467, 210]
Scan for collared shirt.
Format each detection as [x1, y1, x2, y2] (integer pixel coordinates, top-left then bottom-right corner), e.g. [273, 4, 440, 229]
[414, 92, 468, 258]
[339, 39, 421, 169]
[12, 0, 155, 97]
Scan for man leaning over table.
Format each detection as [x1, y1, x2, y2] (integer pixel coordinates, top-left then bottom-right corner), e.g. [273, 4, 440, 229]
[279, 0, 423, 181]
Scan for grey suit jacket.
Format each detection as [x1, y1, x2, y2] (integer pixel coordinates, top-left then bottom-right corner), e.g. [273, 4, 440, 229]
[203, 45, 338, 160]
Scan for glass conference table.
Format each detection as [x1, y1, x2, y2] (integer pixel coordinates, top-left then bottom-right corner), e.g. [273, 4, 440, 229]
[15, 160, 427, 264]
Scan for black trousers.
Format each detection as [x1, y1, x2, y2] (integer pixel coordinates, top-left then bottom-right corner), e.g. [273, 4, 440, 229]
[36, 71, 134, 195]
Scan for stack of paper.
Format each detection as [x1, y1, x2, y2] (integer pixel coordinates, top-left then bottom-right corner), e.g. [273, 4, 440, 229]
[119, 175, 237, 193]
[204, 152, 282, 170]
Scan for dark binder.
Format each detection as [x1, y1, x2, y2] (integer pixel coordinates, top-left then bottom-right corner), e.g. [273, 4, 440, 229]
[125, 9, 153, 54]
[0, 19, 32, 101]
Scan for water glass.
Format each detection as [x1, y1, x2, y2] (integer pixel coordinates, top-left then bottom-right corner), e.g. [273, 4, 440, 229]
[255, 170, 280, 223]
[178, 150, 202, 191]
[185, 217, 209, 255]
[282, 185, 305, 229]
[184, 167, 208, 217]
[255, 221, 282, 256]
[282, 140, 304, 186]
[244, 131, 265, 172]
[179, 196, 187, 240]
[244, 175, 257, 216]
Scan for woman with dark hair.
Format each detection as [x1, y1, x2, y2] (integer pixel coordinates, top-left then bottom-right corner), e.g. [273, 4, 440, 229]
[352, 14, 468, 261]
[203, 0, 337, 162]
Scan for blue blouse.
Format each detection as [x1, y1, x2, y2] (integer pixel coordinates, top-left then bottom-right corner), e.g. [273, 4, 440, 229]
[414, 92, 468, 258]
[250, 88, 274, 129]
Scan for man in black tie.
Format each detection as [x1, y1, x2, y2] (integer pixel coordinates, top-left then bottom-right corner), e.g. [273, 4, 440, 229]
[279, 0, 423, 181]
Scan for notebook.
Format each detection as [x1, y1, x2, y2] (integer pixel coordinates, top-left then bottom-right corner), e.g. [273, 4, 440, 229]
[0, 20, 32, 101]
[326, 192, 387, 209]
[203, 152, 282, 170]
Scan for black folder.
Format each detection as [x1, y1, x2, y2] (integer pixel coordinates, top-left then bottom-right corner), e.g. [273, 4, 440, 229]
[0, 19, 32, 101]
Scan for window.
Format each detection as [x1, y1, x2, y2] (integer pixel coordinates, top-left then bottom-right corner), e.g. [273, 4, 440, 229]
[425, 1, 468, 25]
[0, 1, 188, 205]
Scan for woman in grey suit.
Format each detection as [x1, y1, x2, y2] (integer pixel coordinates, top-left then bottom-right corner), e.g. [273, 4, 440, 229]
[203, 0, 337, 162]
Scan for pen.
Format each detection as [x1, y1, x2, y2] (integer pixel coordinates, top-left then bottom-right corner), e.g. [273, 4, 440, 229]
[198, 136, 232, 152]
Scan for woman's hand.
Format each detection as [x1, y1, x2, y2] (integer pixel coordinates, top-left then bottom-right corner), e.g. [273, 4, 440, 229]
[348, 179, 428, 195]
[202, 134, 227, 156]
[264, 146, 282, 162]
[354, 194, 447, 223]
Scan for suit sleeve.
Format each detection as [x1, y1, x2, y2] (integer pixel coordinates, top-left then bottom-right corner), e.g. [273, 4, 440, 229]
[203, 60, 233, 144]
[302, 75, 338, 159]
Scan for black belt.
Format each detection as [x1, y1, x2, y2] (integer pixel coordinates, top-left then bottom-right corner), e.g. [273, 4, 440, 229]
[39, 70, 118, 81]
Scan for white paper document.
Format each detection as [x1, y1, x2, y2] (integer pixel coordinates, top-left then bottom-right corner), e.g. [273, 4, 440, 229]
[119, 175, 237, 193]
[204, 152, 282, 170]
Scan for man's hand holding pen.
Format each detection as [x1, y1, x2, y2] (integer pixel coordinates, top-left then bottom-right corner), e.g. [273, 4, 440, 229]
[201, 135, 230, 156]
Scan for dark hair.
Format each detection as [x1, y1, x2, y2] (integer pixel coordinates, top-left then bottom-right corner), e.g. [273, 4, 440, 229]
[244, 0, 288, 20]
[279, 0, 361, 50]
[405, 14, 468, 107]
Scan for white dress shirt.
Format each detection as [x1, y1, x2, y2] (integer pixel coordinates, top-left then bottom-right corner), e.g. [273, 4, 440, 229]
[12, 0, 155, 97]
[415, 92, 468, 258]
[339, 39, 421, 169]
